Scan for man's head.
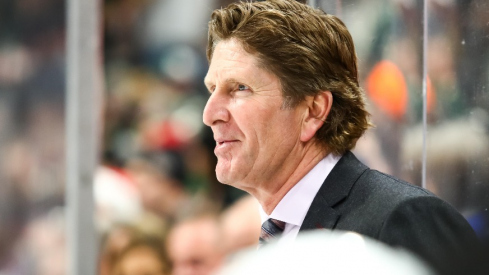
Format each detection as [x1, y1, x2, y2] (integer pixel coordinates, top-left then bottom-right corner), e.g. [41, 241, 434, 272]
[112, 237, 171, 275]
[126, 151, 188, 218]
[203, 0, 370, 190]
[206, 0, 370, 155]
[167, 216, 223, 275]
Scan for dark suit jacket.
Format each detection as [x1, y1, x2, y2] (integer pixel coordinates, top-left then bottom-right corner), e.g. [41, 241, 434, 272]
[300, 151, 478, 273]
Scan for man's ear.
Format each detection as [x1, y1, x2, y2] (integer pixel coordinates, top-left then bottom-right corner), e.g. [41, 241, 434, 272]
[300, 91, 333, 142]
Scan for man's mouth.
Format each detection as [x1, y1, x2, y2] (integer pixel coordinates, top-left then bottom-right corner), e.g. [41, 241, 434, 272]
[215, 139, 239, 150]
[216, 140, 238, 145]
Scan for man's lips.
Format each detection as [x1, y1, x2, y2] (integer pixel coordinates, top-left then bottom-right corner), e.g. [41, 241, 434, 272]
[216, 139, 239, 145]
[215, 139, 239, 151]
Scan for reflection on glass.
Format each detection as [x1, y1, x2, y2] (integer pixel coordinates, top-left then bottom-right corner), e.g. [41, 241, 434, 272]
[425, 0, 489, 242]
[328, 0, 489, 244]
[329, 0, 423, 180]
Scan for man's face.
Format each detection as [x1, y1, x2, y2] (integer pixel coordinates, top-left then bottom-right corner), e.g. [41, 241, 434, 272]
[115, 247, 166, 275]
[167, 219, 223, 275]
[203, 39, 304, 190]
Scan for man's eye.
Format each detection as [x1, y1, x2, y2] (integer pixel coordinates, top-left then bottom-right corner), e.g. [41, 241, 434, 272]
[238, 84, 249, 91]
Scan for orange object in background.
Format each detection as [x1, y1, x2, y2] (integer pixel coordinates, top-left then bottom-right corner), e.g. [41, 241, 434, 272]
[367, 60, 408, 120]
[426, 76, 436, 114]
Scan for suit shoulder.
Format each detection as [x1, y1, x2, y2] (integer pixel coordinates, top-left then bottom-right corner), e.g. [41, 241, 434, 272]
[335, 169, 436, 234]
[378, 194, 478, 273]
[382, 194, 468, 229]
[360, 169, 434, 201]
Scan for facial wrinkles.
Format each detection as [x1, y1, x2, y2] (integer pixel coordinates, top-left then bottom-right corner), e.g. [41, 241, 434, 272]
[208, 50, 282, 123]
[264, 135, 304, 195]
[207, 41, 280, 96]
[265, 115, 301, 174]
[206, 40, 309, 191]
[217, 69, 275, 97]
[238, 102, 302, 187]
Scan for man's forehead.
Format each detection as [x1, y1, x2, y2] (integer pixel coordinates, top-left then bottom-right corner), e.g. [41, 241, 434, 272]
[204, 40, 259, 83]
[213, 39, 249, 59]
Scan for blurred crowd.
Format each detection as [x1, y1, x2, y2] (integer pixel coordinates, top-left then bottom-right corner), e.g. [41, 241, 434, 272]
[0, 0, 488, 274]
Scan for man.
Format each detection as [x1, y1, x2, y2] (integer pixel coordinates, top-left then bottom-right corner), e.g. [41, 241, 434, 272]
[202, 0, 478, 273]
[167, 216, 224, 275]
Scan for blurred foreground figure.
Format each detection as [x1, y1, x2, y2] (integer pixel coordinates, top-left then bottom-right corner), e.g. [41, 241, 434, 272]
[203, 0, 478, 273]
[217, 231, 434, 275]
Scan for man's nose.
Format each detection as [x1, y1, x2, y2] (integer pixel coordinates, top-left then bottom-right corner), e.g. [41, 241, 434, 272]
[203, 91, 229, 126]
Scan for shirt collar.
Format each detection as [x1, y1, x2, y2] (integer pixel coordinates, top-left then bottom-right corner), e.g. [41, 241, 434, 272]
[259, 153, 341, 226]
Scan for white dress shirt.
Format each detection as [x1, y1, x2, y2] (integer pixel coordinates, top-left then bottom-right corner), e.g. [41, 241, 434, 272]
[259, 153, 341, 244]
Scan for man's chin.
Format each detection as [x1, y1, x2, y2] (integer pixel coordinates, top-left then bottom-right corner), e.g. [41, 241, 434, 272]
[215, 163, 237, 186]
[216, 170, 232, 185]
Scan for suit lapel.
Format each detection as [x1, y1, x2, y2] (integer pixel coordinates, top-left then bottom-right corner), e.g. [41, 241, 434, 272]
[300, 151, 368, 231]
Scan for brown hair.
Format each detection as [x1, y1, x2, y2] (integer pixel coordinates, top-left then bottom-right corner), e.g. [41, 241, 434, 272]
[113, 236, 172, 275]
[207, 0, 372, 155]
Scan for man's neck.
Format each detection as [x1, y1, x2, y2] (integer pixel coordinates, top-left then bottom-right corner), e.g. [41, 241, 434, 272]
[251, 145, 328, 215]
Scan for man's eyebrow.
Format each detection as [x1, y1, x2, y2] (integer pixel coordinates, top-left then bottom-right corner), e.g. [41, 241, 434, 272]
[204, 77, 242, 90]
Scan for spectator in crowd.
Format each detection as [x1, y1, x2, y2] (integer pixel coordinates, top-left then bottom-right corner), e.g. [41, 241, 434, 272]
[166, 215, 223, 275]
[218, 195, 261, 254]
[126, 151, 190, 222]
[99, 224, 140, 275]
[99, 213, 169, 275]
[112, 236, 171, 275]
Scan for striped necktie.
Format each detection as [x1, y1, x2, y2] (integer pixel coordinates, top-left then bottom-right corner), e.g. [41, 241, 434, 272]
[259, 218, 286, 246]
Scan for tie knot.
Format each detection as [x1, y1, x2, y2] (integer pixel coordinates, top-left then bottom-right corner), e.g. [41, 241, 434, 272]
[269, 218, 286, 230]
[259, 218, 286, 246]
